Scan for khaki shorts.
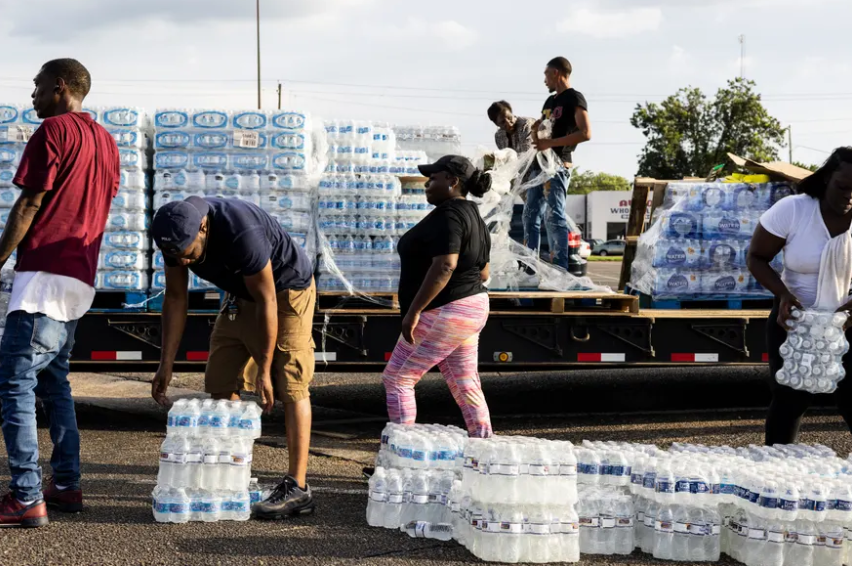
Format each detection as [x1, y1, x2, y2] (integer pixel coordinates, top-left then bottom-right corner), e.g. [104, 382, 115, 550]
[205, 279, 316, 403]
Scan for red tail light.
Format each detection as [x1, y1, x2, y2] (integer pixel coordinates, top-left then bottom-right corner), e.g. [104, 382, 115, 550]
[568, 232, 582, 247]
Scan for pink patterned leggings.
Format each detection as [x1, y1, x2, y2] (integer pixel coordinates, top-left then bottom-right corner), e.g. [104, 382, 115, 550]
[382, 293, 492, 438]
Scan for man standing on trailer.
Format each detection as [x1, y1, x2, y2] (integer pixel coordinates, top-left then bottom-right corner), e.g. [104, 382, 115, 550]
[150, 196, 317, 519]
[525, 56, 592, 270]
[0, 59, 120, 527]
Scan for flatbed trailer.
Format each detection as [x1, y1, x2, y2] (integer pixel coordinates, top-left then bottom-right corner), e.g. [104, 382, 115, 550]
[69, 291, 771, 370]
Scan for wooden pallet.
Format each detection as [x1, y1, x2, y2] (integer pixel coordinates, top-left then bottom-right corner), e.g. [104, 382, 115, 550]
[89, 291, 149, 313]
[316, 291, 638, 315]
[618, 177, 671, 291]
[317, 291, 399, 311]
[146, 289, 226, 313]
[488, 291, 639, 314]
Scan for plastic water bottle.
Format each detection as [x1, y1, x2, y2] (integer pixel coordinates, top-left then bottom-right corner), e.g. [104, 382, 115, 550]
[171, 488, 190, 524]
[403, 521, 453, 541]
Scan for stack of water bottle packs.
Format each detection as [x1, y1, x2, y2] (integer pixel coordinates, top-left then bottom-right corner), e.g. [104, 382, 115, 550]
[777, 308, 849, 394]
[367, 423, 852, 565]
[366, 423, 581, 563]
[630, 182, 793, 299]
[0, 103, 151, 292]
[152, 398, 262, 523]
[393, 124, 462, 163]
[317, 120, 434, 292]
[150, 108, 316, 267]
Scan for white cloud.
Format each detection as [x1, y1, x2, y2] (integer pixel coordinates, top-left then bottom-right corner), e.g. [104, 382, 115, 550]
[556, 7, 662, 38]
[0, 0, 375, 40]
[389, 18, 479, 51]
[668, 45, 690, 71]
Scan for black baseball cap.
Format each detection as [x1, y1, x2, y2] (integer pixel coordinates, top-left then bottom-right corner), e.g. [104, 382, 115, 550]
[418, 155, 476, 182]
[151, 196, 210, 255]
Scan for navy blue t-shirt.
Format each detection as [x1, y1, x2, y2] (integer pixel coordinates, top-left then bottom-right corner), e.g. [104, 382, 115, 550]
[164, 198, 313, 300]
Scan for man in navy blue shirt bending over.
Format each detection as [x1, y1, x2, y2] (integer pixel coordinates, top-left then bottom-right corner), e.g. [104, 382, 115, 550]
[151, 196, 316, 519]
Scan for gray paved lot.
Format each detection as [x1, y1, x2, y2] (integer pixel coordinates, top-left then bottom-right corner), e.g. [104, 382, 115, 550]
[1, 368, 847, 566]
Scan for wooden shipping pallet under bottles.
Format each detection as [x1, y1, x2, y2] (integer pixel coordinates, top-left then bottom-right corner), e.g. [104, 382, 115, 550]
[316, 291, 639, 315]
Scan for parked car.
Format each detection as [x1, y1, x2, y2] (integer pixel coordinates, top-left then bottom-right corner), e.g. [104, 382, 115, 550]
[588, 239, 605, 249]
[579, 240, 592, 259]
[592, 240, 626, 256]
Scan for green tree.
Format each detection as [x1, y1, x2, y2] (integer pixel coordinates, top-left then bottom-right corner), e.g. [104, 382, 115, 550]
[567, 169, 631, 194]
[793, 161, 820, 172]
[631, 78, 786, 179]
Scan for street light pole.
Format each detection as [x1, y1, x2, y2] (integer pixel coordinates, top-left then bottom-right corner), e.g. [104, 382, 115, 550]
[256, 0, 261, 109]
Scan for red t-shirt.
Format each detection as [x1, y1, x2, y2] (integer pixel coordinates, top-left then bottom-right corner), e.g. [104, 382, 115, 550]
[12, 112, 120, 286]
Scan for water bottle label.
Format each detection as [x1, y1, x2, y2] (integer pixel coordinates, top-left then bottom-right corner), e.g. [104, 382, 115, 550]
[559, 464, 577, 477]
[185, 453, 202, 464]
[201, 502, 217, 514]
[501, 522, 523, 534]
[712, 525, 721, 536]
[767, 531, 785, 544]
[656, 480, 674, 494]
[412, 495, 428, 505]
[643, 473, 656, 489]
[232, 501, 248, 513]
[154, 501, 170, 514]
[470, 516, 481, 529]
[690, 480, 709, 494]
[398, 448, 412, 460]
[528, 523, 550, 535]
[564, 522, 580, 534]
[159, 452, 174, 463]
[190, 501, 205, 513]
[228, 416, 240, 428]
[238, 419, 255, 430]
[721, 483, 736, 495]
[388, 494, 403, 504]
[674, 521, 689, 534]
[203, 455, 218, 464]
[738, 524, 749, 537]
[580, 517, 599, 528]
[610, 465, 626, 477]
[167, 415, 175, 428]
[617, 518, 633, 528]
[748, 528, 767, 540]
[369, 491, 387, 503]
[644, 516, 655, 528]
[828, 537, 844, 549]
[209, 416, 225, 428]
[486, 522, 501, 534]
[218, 454, 231, 464]
[816, 535, 827, 547]
[675, 479, 690, 493]
[631, 473, 643, 485]
[231, 454, 248, 467]
[599, 517, 615, 529]
[169, 502, 188, 514]
[798, 534, 815, 546]
[529, 464, 549, 476]
[656, 520, 675, 534]
[815, 500, 827, 512]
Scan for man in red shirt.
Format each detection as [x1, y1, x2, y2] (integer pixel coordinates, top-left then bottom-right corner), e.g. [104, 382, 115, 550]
[0, 59, 119, 527]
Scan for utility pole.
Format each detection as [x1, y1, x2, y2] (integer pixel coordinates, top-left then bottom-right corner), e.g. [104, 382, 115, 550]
[738, 35, 745, 79]
[256, 0, 261, 109]
[788, 126, 793, 163]
[277, 82, 282, 110]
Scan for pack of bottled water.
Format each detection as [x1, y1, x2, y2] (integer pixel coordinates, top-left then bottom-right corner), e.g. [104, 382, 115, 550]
[393, 125, 462, 163]
[367, 423, 581, 563]
[777, 308, 849, 394]
[151, 108, 317, 273]
[369, 423, 852, 565]
[631, 182, 792, 300]
[152, 398, 262, 523]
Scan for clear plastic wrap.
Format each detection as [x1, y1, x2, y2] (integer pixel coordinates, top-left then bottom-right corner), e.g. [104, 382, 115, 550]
[629, 182, 792, 299]
[777, 308, 849, 394]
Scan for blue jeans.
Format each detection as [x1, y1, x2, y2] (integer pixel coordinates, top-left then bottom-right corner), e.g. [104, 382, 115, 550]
[522, 167, 572, 269]
[0, 311, 80, 501]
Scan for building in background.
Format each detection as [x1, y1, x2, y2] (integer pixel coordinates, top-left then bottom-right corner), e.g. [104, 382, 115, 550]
[566, 191, 652, 242]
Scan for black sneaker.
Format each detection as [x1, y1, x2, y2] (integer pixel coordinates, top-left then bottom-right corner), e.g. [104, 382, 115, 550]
[252, 475, 315, 520]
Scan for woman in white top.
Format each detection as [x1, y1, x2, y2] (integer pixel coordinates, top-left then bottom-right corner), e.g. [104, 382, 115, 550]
[748, 147, 852, 444]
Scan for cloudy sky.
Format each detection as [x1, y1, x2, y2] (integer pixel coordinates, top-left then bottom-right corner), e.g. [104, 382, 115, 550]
[0, 0, 848, 178]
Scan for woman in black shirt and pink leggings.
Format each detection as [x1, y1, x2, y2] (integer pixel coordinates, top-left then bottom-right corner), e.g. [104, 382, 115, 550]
[382, 155, 494, 438]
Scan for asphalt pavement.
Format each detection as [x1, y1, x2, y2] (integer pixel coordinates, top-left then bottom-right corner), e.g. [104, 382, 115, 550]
[585, 260, 623, 290]
[2, 367, 850, 566]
